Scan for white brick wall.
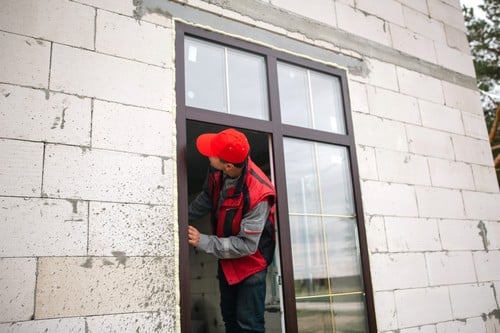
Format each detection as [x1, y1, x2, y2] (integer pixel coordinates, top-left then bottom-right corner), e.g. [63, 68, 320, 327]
[42, 144, 172, 204]
[471, 165, 499, 193]
[395, 287, 453, 327]
[96, 10, 172, 66]
[449, 283, 497, 318]
[0, 1, 176, 329]
[453, 135, 493, 166]
[397, 67, 444, 104]
[365, 216, 388, 252]
[0, 32, 50, 88]
[92, 100, 173, 156]
[35, 257, 175, 318]
[406, 124, 454, 159]
[400, 0, 428, 15]
[444, 25, 471, 53]
[474, 251, 500, 281]
[356, 145, 379, 180]
[427, 0, 466, 32]
[0, 0, 497, 332]
[88, 202, 173, 256]
[366, 85, 421, 124]
[355, 58, 399, 91]
[0, 84, 92, 145]
[86, 312, 174, 333]
[402, 6, 446, 43]
[402, 325, 437, 333]
[347, 80, 369, 113]
[415, 186, 465, 219]
[355, 0, 404, 25]
[390, 24, 438, 64]
[385, 217, 441, 252]
[418, 100, 464, 135]
[435, 43, 475, 76]
[371, 253, 428, 290]
[427, 157, 474, 190]
[51, 44, 172, 110]
[0, 258, 37, 322]
[335, 3, 392, 47]
[438, 219, 487, 251]
[376, 148, 431, 185]
[0, 198, 87, 257]
[462, 112, 489, 139]
[0, 139, 44, 196]
[436, 318, 486, 333]
[353, 113, 409, 152]
[270, 0, 337, 27]
[374, 291, 398, 331]
[426, 252, 476, 285]
[442, 81, 484, 116]
[0, 0, 95, 49]
[362, 181, 418, 216]
[0, 317, 85, 332]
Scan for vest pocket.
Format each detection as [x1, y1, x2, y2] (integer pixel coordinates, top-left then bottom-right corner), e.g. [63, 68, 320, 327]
[223, 208, 238, 236]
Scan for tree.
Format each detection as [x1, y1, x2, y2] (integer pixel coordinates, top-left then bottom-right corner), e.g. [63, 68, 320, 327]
[462, 0, 500, 180]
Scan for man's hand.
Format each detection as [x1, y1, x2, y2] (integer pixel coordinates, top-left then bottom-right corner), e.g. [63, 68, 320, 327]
[188, 225, 201, 247]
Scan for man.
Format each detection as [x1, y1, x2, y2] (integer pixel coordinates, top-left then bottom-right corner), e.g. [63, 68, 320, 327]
[188, 128, 276, 333]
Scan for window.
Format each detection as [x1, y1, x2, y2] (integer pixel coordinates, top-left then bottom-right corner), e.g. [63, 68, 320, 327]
[176, 23, 376, 333]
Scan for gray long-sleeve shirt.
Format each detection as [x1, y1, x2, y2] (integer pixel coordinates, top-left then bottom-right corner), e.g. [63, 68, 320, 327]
[188, 175, 270, 259]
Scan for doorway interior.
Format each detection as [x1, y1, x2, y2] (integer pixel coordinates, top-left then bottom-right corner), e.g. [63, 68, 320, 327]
[186, 120, 283, 333]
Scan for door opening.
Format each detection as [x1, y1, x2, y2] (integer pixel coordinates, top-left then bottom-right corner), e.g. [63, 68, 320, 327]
[186, 120, 283, 333]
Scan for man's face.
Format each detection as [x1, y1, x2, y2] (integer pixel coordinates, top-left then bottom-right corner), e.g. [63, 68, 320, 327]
[208, 156, 227, 171]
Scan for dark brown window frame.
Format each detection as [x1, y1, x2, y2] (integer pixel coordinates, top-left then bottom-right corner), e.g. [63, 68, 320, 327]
[175, 22, 377, 333]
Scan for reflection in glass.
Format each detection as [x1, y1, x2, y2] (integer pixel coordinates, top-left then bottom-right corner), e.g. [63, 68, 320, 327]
[296, 296, 334, 333]
[283, 138, 368, 332]
[296, 294, 368, 333]
[332, 294, 369, 333]
[316, 143, 354, 216]
[290, 216, 329, 297]
[278, 62, 346, 134]
[185, 37, 226, 112]
[277, 63, 310, 127]
[184, 37, 269, 120]
[311, 71, 345, 134]
[227, 49, 268, 119]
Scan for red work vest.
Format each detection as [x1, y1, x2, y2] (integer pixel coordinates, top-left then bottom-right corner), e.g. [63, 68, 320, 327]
[208, 158, 276, 285]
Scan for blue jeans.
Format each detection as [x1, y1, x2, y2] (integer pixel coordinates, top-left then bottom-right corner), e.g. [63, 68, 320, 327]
[218, 265, 267, 333]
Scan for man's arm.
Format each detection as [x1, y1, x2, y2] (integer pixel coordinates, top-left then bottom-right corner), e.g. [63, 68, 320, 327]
[188, 189, 211, 221]
[194, 201, 270, 259]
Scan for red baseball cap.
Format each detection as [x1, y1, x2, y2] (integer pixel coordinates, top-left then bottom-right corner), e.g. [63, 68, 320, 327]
[196, 128, 250, 164]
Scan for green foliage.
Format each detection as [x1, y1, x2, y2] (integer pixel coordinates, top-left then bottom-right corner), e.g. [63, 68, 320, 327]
[462, 0, 499, 130]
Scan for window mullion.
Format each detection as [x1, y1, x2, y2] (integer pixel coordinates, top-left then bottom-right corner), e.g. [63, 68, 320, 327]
[224, 47, 231, 114]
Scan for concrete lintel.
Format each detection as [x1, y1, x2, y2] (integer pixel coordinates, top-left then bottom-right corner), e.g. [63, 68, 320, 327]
[135, 0, 477, 90]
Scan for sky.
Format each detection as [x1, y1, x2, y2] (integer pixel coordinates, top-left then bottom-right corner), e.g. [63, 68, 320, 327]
[460, 0, 483, 7]
[460, 0, 486, 18]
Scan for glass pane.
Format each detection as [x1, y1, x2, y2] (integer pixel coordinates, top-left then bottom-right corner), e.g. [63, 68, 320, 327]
[284, 137, 368, 332]
[185, 37, 269, 120]
[278, 62, 346, 134]
[185, 37, 226, 112]
[227, 49, 269, 120]
[316, 143, 354, 216]
[296, 297, 334, 333]
[283, 139, 320, 214]
[277, 63, 311, 128]
[332, 294, 369, 333]
[325, 217, 364, 293]
[289, 216, 329, 297]
[311, 71, 346, 134]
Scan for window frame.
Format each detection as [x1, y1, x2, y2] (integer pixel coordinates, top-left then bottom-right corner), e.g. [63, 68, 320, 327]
[175, 22, 377, 333]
